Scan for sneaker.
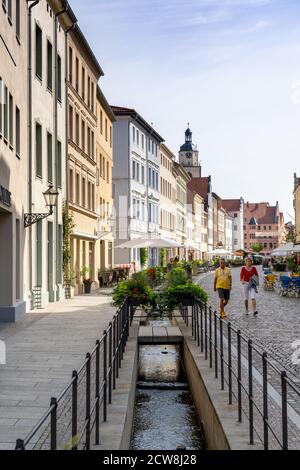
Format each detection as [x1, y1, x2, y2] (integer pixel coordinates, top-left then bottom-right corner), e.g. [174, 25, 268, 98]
[245, 310, 249, 315]
[220, 312, 228, 319]
[254, 311, 258, 316]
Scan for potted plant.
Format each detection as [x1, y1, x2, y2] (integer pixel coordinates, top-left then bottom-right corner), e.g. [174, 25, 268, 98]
[80, 265, 94, 294]
[112, 273, 156, 308]
[157, 283, 208, 312]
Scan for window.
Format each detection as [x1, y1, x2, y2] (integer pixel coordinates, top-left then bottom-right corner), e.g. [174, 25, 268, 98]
[4, 85, 8, 141]
[57, 140, 62, 188]
[35, 24, 42, 80]
[106, 161, 109, 183]
[15, 106, 20, 157]
[148, 167, 151, 187]
[81, 119, 85, 152]
[88, 182, 91, 210]
[92, 184, 95, 212]
[82, 67, 85, 101]
[100, 110, 103, 134]
[142, 134, 144, 150]
[91, 131, 95, 159]
[9, 93, 13, 147]
[75, 173, 80, 204]
[136, 163, 140, 182]
[16, 0, 20, 40]
[75, 57, 79, 92]
[105, 118, 108, 141]
[69, 47, 73, 84]
[110, 126, 112, 148]
[47, 132, 52, 183]
[132, 126, 135, 143]
[91, 82, 94, 113]
[141, 165, 145, 184]
[69, 169, 73, 201]
[87, 126, 91, 156]
[75, 113, 79, 146]
[69, 106, 73, 140]
[103, 157, 105, 179]
[57, 55, 62, 101]
[137, 130, 139, 146]
[132, 160, 136, 179]
[47, 41, 52, 91]
[36, 123, 42, 177]
[82, 177, 86, 207]
[87, 76, 90, 108]
[234, 225, 238, 231]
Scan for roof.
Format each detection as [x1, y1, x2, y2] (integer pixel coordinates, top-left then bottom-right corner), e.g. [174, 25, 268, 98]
[111, 106, 164, 143]
[180, 142, 197, 152]
[187, 177, 210, 200]
[173, 162, 191, 182]
[72, 24, 104, 78]
[222, 199, 241, 213]
[161, 143, 176, 160]
[244, 202, 279, 225]
[97, 86, 115, 122]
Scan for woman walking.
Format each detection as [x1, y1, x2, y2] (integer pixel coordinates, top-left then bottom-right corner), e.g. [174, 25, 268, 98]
[240, 257, 259, 316]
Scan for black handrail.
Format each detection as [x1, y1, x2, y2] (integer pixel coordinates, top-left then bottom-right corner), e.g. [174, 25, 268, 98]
[15, 299, 130, 450]
[181, 299, 300, 450]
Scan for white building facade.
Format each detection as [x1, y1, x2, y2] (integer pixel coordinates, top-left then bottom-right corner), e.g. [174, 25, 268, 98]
[111, 106, 164, 270]
[222, 198, 245, 251]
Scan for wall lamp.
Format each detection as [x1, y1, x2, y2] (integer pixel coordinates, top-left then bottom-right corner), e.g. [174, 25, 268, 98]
[24, 185, 59, 228]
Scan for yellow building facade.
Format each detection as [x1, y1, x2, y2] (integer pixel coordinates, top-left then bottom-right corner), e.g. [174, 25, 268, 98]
[67, 26, 103, 293]
[95, 86, 115, 273]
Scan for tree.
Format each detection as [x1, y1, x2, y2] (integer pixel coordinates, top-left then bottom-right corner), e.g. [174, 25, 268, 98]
[251, 243, 264, 253]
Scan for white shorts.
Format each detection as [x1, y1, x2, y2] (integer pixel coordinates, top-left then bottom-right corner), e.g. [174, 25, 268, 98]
[243, 283, 256, 300]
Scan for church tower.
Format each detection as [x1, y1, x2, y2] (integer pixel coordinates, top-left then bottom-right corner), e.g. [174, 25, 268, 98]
[179, 125, 201, 178]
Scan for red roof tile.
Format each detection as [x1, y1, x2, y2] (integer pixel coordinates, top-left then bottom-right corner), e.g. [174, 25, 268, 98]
[222, 199, 241, 212]
[244, 202, 278, 224]
[187, 177, 210, 200]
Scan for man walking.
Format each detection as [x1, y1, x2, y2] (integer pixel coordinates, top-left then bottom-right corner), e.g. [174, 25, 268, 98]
[214, 258, 232, 318]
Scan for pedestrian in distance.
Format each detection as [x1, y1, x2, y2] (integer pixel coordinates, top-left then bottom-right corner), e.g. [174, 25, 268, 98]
[214, 258, 232, 319]
[240, 257, 259, 316]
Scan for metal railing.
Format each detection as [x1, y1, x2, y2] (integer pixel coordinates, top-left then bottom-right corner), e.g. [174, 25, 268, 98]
[15, 300, 130, 450]
[180, 300, 300, 450]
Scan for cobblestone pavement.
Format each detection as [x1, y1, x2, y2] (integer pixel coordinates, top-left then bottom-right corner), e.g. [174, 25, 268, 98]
[0, 291, 115, 450]
[196, 268, 300, 378]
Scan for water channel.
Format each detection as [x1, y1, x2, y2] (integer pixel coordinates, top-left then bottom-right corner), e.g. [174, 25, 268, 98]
[130, 315, 206, 450]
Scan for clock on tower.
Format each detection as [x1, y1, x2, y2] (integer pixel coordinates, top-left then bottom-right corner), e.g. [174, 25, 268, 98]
[178, 124, 201, 178]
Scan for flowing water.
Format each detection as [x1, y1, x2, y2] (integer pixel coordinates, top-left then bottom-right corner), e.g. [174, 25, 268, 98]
[130, 316, 206, 450]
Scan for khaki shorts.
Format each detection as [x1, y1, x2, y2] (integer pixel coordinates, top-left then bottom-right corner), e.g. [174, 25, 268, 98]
[243, 283, 256, 300]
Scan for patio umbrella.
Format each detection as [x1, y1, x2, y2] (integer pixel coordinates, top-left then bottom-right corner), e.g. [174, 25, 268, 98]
[208, 248, 232, 256]
[271, 242, 295, 257]
[115, 238, 182, 249]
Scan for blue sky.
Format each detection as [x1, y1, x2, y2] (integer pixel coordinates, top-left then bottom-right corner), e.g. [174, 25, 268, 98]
[71, 0, 300, 221]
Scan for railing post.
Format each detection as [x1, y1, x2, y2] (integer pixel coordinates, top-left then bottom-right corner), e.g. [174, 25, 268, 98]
[262, 352, 269, 450]
[237, 330, 242, 422]
[220, 317, 224, 390]
[50, 397, 57, 450]
[108, 323, 113, 404]
[95, 341, 100, 446]
[112, 316, 117, 385]
[85, 353, 91, 450]
[214, 311, 218, 379]
[72, 370, 78, 450]
[191, 304, 195, 338]
[200, 303, 203, 352]
[228, 322, 232, 405]
[204, 303, 207, 358]
[15, 439, 25, 450]
[103, 330, 107, 422]
[248, 340, 254, 445]
[118, 309, 122, 369]
[209, 307, 212, 368]
[196, 303, 200, 347]
[281, 371, 288, 450]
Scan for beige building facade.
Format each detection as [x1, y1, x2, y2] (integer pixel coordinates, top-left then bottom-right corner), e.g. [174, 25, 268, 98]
[0, 0, 28, 320]
[67, 25, 103, 293]
[95, 86, 115, 273]
[160, 144, 176, 261]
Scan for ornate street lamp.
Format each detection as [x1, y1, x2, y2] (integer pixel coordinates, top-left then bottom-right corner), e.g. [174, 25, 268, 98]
[24, 185, 59, 228]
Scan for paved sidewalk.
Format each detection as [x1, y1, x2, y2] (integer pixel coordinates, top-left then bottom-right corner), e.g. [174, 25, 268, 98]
[196, 268, 300, 377]
[0, 292, 116, 449]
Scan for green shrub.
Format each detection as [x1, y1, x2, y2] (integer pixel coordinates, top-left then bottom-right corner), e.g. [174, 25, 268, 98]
[166, 267, 188, 287]
[157, 283, 208, 312]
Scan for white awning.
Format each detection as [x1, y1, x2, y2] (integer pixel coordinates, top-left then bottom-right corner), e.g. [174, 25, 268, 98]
[115, 238, 182, 249]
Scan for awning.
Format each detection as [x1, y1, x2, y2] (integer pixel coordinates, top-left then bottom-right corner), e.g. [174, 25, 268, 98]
[271, 242, 295, 256]
[115, 238, 182, 249]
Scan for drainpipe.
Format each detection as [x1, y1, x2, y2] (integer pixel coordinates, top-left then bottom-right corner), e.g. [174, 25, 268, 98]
[26, 0, 40, 306]
[53, 1, 68, 300]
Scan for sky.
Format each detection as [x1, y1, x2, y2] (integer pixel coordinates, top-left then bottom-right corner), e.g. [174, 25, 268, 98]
[70, 0, 300, 221]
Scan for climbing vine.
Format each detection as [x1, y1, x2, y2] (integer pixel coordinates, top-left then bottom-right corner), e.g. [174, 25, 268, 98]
[63, 203, 75, 286]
